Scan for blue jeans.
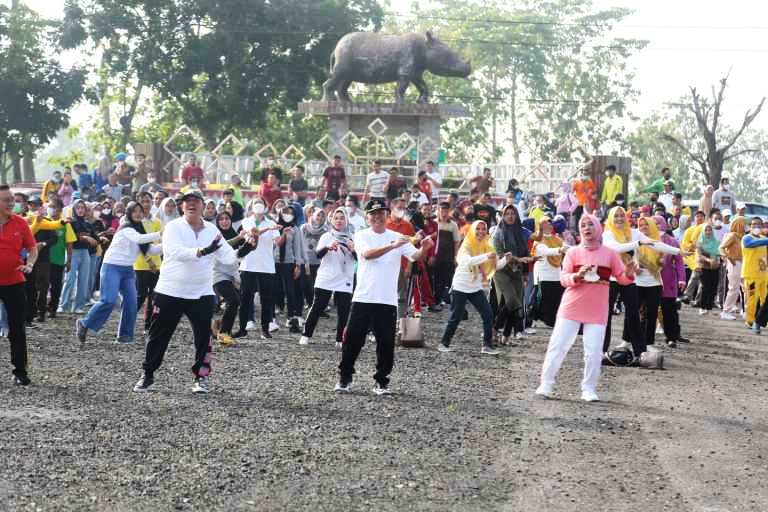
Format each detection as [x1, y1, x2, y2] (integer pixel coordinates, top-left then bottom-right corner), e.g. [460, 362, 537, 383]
[82, 263, 137, 339]
[441, 290, 493, 347]
[60, 249, 91, 311]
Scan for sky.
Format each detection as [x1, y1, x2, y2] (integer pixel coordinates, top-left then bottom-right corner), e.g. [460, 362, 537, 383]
[14, 0, 768, 131]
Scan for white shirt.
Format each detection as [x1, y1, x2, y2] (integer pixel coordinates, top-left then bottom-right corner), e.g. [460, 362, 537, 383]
[102, 227, 162, 267]
[239, 216, 280, 274]
[348, 211, 366, 234]
[154, 217, 237, 299]
[427, 171, 443, 200]
[659, 192, 675, 212]
[366, 171, 388, 198]
[313, 232, 356, 293]
[603, 228, 680, 282]
[412, 191, 429, 206]
[352, 229, 418, 306]
[452, 252, 506, 294]
[533, 241, 562, 284]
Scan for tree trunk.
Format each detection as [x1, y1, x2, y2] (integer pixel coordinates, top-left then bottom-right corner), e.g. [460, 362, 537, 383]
[119, 79, 144, 150]
[491, 69, 498, 161]
[709, 153, 723, 187]
[22, 135, 35, 182]
[509, 70, 520, 164]
[97, 53, 112, 152]
[12, 157, 22, 183]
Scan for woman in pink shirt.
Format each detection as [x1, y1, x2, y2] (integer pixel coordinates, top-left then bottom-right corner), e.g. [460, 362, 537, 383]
[535, 214, 637, 402]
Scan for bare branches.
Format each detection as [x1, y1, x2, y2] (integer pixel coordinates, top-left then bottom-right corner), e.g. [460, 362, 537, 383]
[721, 96, 766, 155]
[723, 147, 763, 162]
[660, 132, 710, 182]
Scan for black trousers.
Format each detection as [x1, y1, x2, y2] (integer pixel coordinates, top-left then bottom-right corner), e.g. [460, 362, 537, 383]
[25, 266, 37, 323]
[143, 293, 215, 377]
[537, 281, 564, 328]
[441, 289, 493, 346]
[303, 288, 352, 342]
[214, 280, 240, 334]
[339, 301, 397, 386]
[276, 262, 302, 317]
[1, 283, 28, 377]
[136, 270, 159, 331]
[48, 264, 64, 313]
[239, 271, 275, 332]
[431, 259, 455, 304]
[637, 285, 662, 347]
[33, 262, 51, 318]
[604, 282, 645, 356]
[660, 297, 681, 341]
[699, 268, 719, 310]
[303, 264, 319, 307]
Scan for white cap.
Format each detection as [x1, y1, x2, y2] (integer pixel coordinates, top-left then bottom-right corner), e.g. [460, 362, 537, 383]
[722, 209, 733, 217]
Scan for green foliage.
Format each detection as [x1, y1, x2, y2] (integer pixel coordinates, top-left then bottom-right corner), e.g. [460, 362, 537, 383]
[0, 3, 84, 181]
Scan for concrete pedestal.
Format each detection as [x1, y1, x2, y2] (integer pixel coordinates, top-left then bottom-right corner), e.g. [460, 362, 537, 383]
[298, 102, 468, 164]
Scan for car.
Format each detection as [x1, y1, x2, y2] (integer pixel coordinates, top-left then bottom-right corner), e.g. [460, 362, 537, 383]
[737, 202, 768, 221]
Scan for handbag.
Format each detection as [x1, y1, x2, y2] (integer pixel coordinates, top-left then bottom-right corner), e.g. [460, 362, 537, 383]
[397, 274, 425, 348]
[639, 351, 664, 369]
[603, 347, 634, 366]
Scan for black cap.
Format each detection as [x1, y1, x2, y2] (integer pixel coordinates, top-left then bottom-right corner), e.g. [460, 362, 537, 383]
[364, 198, 389, 214]
[181, 190, 204, 202]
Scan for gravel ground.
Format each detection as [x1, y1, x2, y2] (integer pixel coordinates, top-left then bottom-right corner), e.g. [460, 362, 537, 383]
[1, 302, 768, 511]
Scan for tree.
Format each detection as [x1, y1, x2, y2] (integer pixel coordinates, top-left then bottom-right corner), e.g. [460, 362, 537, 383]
[0, 3, 84, 183]
[387, 0, 645, 163]
[65, 0, 383, 150]
[662, 74, 765, 187]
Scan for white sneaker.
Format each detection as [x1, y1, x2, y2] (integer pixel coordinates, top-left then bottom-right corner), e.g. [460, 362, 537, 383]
[655, 325, 664, 334]
[245, 321, 257, 331]
[334, 380, 352, 393]
[481, 345, 500, 355]
[581, 390, 600, 402]
[373, 383, 392, 395]
[534, 385, 552, 399]
[192, 376, 210, 394]
[514, 332, 526, 340]
[646, 345, 662, 353]
[437, 344, 454, 353]
[720, 312, 736, 320]
[335, 341, 343, 350]
[524, 327, 537, 335]
[268, 321, 280, 332]
[615, 341, 632, 350]
[299, 336, 310, 345]
[698, 309, 707, 316]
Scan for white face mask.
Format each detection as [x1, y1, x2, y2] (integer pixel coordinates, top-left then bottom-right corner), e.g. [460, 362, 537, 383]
[616, 200, 624, 205]
[392, 209, 405, 219]
[148, 177, 156, 183]
[102, 208, 111, 215]
[282, 214, 294, 223]
[753, 228, 762, 236]
[46, 207, 55, 217]
[723, 184, 730, 191]
[714, 220, 723, 228]
[252, 204, 266, 215]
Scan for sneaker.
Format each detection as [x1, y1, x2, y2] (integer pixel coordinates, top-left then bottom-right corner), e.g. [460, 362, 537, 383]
[481, 345, 500, 355]
[753, 323, 762, 335]
[25, 321, 35, 329]
[655, 325, 664, 334]
[245, 320, 257, 331]
[192, 376, 210, 394]
[677, 336, 691, 343]
[115, 336, 134, 344]
[299, 336, 311, 345]
[720, 312, 736, 321]
[232, 330, 248, 339]
[373, 383, 392, 395]
[56, 307, 65, 314]
[132, 374, 154, 393]
[268, 321, 280, 332]
[36, 314, 45, 323]
[427, 305, 442, 313]
[501, 335, 518, 346]
[73, 308, 85, 315]
[514, 332, 526, 340]
[217, 333, 236, 346]
[260, 330, 272, 339]
[335, 341, 343, 350]
[75, 319, 87, 343]
[524, 327, 537, 335]
[534, 385, 552, 399]
[581, 390, 600, 402]
[334, 379, 352, 393]
[289, 322, 302, 334]
[13, 374, 31, 386]
[666, 340, 677, 348]
[413, 312, 422, 318]
[698, 308, 707, 316]
[646, 345, 662, 353]
[437, 343, 454, 353]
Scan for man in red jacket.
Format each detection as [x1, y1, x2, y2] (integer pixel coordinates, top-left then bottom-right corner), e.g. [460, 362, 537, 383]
[0, 185, 38, 385]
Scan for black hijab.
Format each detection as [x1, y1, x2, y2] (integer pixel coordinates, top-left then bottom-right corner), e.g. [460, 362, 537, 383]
[216, 212, 239, 241]
[494, 204, 527, 258]
[119, 202, 149, 255]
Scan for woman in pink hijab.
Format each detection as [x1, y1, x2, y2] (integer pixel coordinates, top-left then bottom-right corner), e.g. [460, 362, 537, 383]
[535, 214, 637, 402]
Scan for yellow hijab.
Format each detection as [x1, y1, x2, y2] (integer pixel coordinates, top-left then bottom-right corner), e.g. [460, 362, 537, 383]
[605, 206, 632, 243]
[637, 216, 663, 277]
[458, 220, 496, 282]
[534, 216, 563, 267]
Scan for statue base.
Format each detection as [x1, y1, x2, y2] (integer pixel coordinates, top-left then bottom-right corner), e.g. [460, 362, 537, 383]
[297, 101, 469, 164]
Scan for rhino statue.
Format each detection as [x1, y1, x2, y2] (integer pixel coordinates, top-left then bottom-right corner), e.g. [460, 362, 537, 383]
[321, 31, 471, 104]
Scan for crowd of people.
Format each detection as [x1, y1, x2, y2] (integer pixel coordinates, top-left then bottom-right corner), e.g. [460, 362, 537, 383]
[2, 154, 767, 402]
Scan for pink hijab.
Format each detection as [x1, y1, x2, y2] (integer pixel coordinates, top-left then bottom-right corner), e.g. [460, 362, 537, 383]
[579, 213, 603, 250]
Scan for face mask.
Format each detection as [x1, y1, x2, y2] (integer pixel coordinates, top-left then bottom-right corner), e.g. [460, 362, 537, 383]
[753, 228, 762, 236]
[282, 214, 294, 223]
[148, 178, 156, 183]
[581, 175, 589, 181]
[723, 185, 730, 191]
[392, 209, 405, 219]
[46, 207, 55, 217]
[12, 203, 22, 214]
[616, 200, 624, 205]
[714, 220, 723, 228]
[103, 208, 111, 215]
[52, 177, 60, 184]
[605, 171, 613, 177]
[191, 181, 199, 187]
[345, 206, 354, 215]
[252, 204, 266, 215]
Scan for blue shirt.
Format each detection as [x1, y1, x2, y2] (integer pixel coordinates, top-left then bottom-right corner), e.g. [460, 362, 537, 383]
[92, 171, 108, 193]
[78, 172, 93, 190]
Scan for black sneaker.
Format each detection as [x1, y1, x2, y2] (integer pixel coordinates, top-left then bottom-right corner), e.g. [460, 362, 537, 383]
[192, 376, 210, 394]
[232, 330, 248, 339]
[427, 305, 443, 313]
[13, 374, 31, 386]
[36, 314, 45, 323]
[260, 330, 272, 339]
[25, 321, 35, 329]
[677, 336, 691, 343]
[75, 319, 87, 343]
[132, 373, 154, 393]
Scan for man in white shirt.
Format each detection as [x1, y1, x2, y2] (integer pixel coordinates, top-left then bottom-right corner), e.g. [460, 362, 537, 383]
[424, 160, 443, 203]
[335, 199, 433, 395]
[344, 195, 367, 233]
[133, 190, 237, 395]
[363, 160, 388, 202]
[658, 180, 675, 212]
